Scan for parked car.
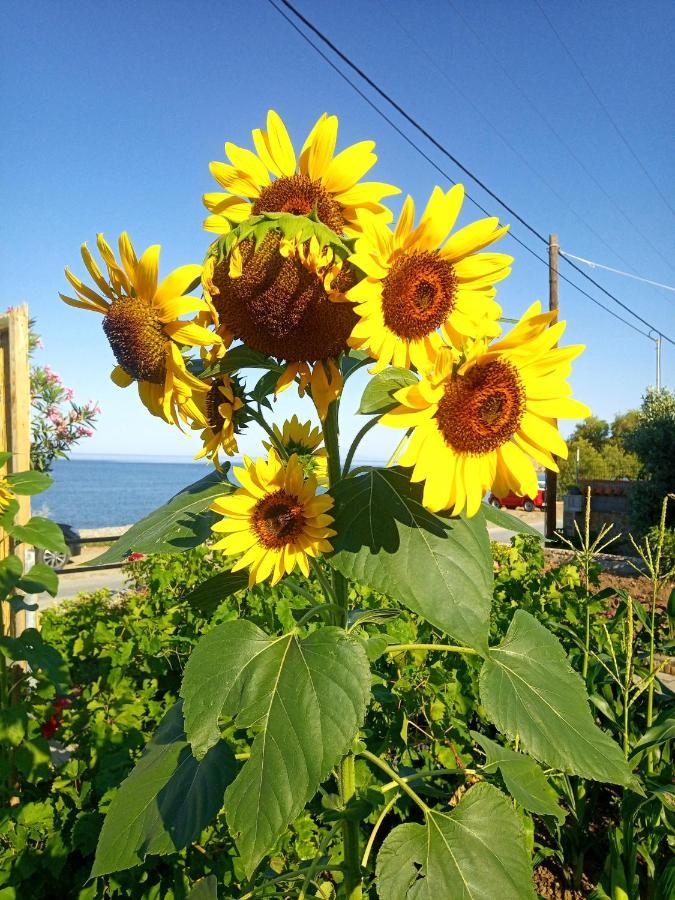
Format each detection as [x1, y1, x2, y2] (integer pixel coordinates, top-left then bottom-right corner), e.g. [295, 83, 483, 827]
[488, 476, 547, 513]
[36, 523, 81, 570]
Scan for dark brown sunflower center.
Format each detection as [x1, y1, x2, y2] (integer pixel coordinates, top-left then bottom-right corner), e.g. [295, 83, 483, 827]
[381, 251, 457, 340]
[211, 232, 357, 364]
[435, 360, 525, 454]
[102, 298, 167, 384]
[252, 489, 306, 548]
[205, 382, 226, 431]
[252, 174, 345, 234]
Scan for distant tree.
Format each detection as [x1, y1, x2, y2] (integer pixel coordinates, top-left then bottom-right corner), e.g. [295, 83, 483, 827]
[569, 415, 610, 450]
[611, 409, 640, 446]
[624, 387, 675, 534]
[558, 436, 640, 495]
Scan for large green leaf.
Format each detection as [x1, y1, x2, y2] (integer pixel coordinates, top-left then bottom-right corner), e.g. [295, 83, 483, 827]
[479, 611, 638, 788]
[202, 344, 283, 378]
[92, 701, 236, 877]
[91, 468, 233, 564]
[19, 562, 59, 597]
[376, 783, 535, 899]
[9, 517, 67, 553]
[0, 497, 19, 528]
[472, 732, 565, 822]
[0, 554, 23, 600]
[184, 569, 249, 617]
[188, 876, 218, 899]
[180, 620, 371, 877]
[328, 467, 492, 653]
[6, 470, 53, 496]
[0, 629, 69, 685]
[481, 504, 544, 539]
[358, 367, 418, 415]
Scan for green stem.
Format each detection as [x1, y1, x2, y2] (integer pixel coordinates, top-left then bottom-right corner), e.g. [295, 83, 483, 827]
[249, 407, 288, 458]
[379, 766, 477, 793]
[342, 417, 378, 477]
[321, 395, 362, 900]
[362, 792, 399, 869]
[646, 495, 668, 774]
[360, 749, 429, 813]
[623, 594, 634, 759]
[385, 642, 480, 656]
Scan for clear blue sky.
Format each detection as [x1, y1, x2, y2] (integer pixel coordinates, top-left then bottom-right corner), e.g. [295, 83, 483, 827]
[2, 0, 673, 463]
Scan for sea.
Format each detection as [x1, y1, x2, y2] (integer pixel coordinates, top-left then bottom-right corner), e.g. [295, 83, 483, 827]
[35, 457, 218, 530]
[34, 454, 385, 530]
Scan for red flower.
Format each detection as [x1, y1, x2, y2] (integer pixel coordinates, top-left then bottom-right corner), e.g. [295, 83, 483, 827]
[127, 552, 145, 562]
[41, 716, 60, 739]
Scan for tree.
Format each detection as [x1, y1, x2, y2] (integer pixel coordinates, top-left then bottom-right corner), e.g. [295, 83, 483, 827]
[624, 388, 675, 534]
[569, 415, 609, 450]
[611, 409, 640, 446]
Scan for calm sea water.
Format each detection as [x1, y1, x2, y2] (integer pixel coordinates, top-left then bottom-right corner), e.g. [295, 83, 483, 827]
[36, 458, 215, 530]
[36, 455, 385, 530]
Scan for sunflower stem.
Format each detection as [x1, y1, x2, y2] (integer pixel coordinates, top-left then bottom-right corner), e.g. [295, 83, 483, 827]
[342, 417, 379, 477]
[321, 393, 362, 900]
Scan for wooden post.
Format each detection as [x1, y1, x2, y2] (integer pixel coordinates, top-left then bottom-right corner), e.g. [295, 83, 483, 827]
[0, 305, 32, 637]
[545, 235, 559, 541]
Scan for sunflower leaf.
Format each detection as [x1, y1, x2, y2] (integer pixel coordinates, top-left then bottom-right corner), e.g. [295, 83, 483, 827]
[358, 367, 419, 415]
[6, 470, 53, 496]
[90, 468, 233, 564]
[375, 783, 535, 899]
[479, 611, 640, 789]
[91, 701, 236, 877]
[328, 467, 492, 653]
[180, 620, 371, 877]
[471, 731, 565, 822]
[9, 517, 68, 553]
[184, 569, 249, 617]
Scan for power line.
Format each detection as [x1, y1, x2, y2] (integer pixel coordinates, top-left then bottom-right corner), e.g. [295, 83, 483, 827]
[445, 0, 675, 283]
[532, 0, 675, 223]
[560, 251, 675, 294]
[379, 0, 641, 274]
[268, 0, 675, 347]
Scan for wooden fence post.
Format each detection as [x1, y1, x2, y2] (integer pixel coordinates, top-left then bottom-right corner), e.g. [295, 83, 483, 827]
[0, 304, 32, 637]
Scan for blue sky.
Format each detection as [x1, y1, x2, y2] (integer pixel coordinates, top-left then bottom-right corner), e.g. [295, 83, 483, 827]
[2, 0, 673, 464]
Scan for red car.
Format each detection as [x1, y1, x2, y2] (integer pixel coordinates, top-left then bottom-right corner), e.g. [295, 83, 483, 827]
[488, 482, 546, 513]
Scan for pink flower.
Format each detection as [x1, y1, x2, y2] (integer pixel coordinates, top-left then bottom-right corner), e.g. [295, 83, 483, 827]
[64, 387, 74, 401]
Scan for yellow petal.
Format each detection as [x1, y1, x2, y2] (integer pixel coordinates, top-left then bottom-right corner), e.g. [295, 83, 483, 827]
[265, 109, 296, 177]
[300, 113, 338, 181]
[225, 141, 270, 186]
[322, 141, 377, 193]
[441, 218, 509, 263]
[135, 245, 160, 301]
[154, 264, 202, 307]
[163, 320, 219, 347]
[110, 365, 134, 387]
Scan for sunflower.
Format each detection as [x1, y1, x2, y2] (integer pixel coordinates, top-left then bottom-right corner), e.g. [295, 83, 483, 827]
[263, 415, 328, 484]
[206, 212, 356, 419]
[210, 449, 335, 586]
[203, 109, 399, 238]
[380, 302, 590, 517]
[60, 233, 222, 426]
[193, 373, 247, 466]
[343, 185, 512, 373]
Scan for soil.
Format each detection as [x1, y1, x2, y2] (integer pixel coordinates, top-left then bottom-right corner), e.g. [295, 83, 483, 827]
[533, 866, 586, 899]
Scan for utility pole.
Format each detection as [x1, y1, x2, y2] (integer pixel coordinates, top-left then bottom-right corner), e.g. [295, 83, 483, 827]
[545, 235, 559, 541]
[656, 334, 662, 390]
